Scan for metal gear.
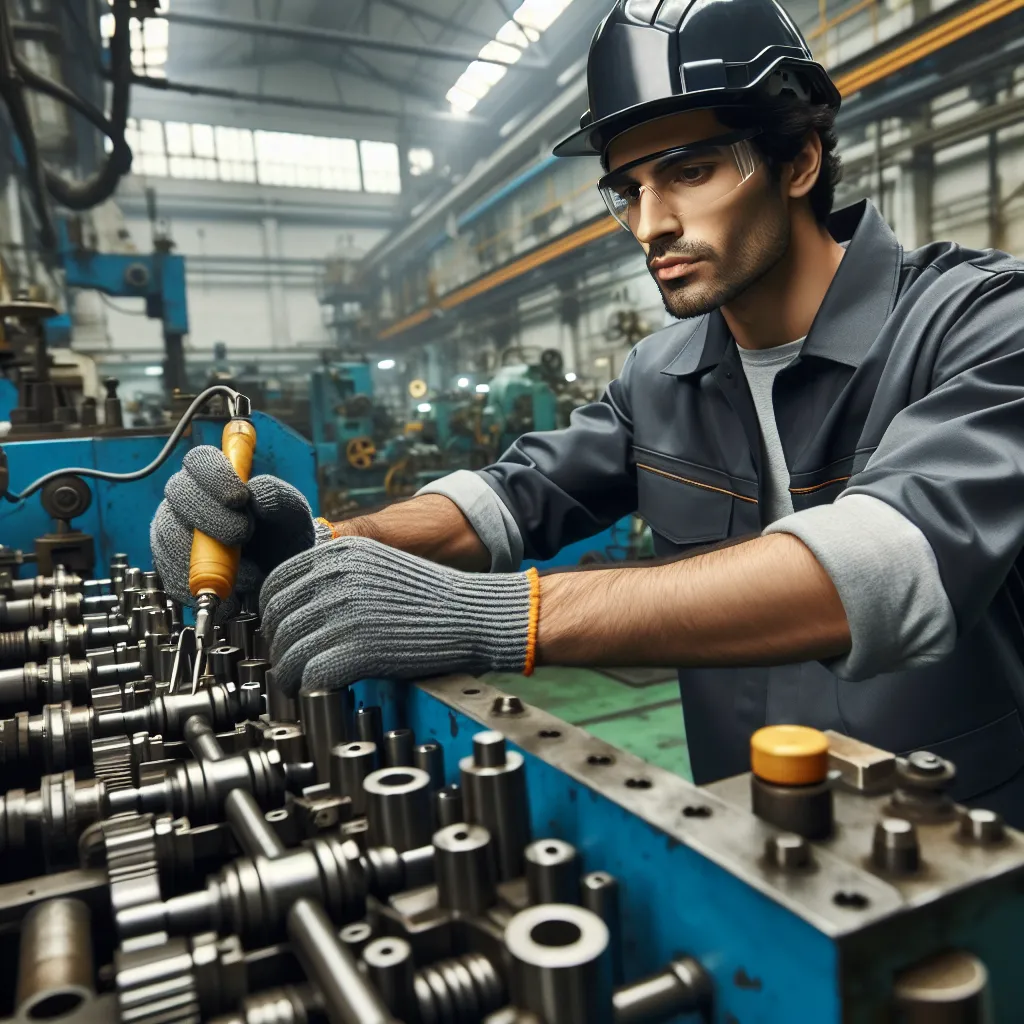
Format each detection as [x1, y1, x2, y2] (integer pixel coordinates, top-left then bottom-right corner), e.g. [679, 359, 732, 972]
[114, 931, 246, 1024]
[345, 436, 376, 470]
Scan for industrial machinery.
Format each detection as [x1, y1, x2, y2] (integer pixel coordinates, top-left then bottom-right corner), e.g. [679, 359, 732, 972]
[481, 349, 564, 454]
[0, 368, 1014, 1020]
[0, 549, 1017, 1021]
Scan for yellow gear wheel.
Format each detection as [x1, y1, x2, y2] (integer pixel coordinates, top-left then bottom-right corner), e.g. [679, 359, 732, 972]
[345, 436, 376, 470]
[408, 379, 428, 399]
[385, 458, 414, 498]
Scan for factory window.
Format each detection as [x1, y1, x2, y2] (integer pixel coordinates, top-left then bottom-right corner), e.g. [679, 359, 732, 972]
[101, 1, 169, 78]
[447, 0, 575, 113]
[118, 120, 397, 194]
[359, 142, 401, 194]
[255, 132, 362, 191]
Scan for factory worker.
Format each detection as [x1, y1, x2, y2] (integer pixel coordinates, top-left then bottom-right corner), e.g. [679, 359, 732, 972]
[153, 0, 1024, 826]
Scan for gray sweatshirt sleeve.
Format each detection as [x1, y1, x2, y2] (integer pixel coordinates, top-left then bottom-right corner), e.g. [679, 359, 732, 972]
[763, 493, 956, 680]
[416, 470, 524, 572]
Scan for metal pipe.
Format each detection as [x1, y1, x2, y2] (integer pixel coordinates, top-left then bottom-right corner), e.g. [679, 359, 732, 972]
[162, 10, 545, 67]
[16, 898, 94, 1018]
[184, 714, 225, 762]
[612, 957, 713, 1024]
[355, 706, 385, 750]
[364, 767, 433, 852]
[287, 898, 395, 1024]
[224, 788, 286, 860]
[330, 741, 377, 816]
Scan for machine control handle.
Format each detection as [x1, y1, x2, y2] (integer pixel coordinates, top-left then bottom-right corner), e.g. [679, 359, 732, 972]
[189, 418, 257, 600]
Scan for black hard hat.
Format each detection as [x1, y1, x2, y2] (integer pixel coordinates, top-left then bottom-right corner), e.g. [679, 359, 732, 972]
[554, 0, 840, 162]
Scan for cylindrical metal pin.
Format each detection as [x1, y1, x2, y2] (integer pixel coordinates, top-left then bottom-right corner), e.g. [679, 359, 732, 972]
[435, 784, 463, 828]
[364, 766, 433, 852]
[581, 872, 623, 985]
[363, 937, 417, 1023]
[384, 728, 415, 767]
[300, 688, 354, 784]
[525, 839, 580, 905]
[228, 613, 259, 659]
[414, 741, 444, 790]
[331, 741, 378, 816]
[266, 669, 298, 722]
[872, 817, 920, 874]
[434, 823, 496, 914]
[461, 729, 531, 880]
[355, 705, 384, 750]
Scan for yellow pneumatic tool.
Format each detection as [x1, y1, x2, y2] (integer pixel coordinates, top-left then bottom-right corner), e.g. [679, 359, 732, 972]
[189, 397, 256, 692]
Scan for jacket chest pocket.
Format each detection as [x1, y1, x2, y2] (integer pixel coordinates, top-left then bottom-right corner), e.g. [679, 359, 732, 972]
[636, 463, 741, 547]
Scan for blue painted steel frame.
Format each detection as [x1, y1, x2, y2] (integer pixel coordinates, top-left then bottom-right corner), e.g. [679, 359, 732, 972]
[351, 677, 1024, 1023]
[353, 678, 838, 1023]
[0, 412, 318, 574]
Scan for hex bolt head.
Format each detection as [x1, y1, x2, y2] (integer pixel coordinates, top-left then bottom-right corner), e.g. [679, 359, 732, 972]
[960, 808, 1006, 845]
[872, 817, 920, 873]
[764, 832, 812, 870]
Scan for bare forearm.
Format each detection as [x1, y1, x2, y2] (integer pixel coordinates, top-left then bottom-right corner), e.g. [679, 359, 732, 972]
[329, 495, 490, 571]
[537, 533, 850, 667]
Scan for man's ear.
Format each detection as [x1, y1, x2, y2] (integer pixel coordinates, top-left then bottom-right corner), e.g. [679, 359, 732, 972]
[787, 132, 823, 199]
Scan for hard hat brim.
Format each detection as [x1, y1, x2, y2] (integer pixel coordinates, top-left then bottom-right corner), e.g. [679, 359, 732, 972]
[553, 57, 841, 162]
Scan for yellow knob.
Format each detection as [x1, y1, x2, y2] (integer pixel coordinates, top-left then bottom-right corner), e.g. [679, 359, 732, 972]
[751, 725, 829, 786]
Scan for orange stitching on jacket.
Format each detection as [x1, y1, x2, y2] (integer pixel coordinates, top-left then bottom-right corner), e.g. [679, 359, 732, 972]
[789, 475, 851, 495]
[636, 463, 757, 504]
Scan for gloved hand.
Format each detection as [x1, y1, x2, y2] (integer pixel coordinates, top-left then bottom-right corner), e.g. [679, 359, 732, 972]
[259, 536, 539, 696]
[151, 446, 328, 619]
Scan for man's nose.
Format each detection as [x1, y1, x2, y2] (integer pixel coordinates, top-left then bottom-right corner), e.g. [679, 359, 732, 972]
[633, 187, 682, 245]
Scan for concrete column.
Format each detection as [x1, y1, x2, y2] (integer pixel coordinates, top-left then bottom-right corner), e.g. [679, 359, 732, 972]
[260, 215, 290, 350]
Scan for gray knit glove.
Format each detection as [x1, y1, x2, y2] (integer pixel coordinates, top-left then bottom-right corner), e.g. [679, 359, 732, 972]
[151, 446, 318, 619]
[259, 536, 533, 696]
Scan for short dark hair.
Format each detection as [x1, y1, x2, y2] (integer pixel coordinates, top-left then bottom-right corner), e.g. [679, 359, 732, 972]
[718, 96, 843, 224]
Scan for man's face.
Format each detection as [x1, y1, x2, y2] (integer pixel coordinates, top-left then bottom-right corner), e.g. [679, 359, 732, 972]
[605, 110, 789, 320]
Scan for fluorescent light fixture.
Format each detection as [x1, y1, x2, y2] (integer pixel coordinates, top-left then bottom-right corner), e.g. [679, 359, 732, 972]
[447, 0, 577, 113]
[564, 372, 577, 382]
[475, 383, 490, 394]
[144, 365, 163, 376]
[377, 359, 396, 370]
[417, 402, 432, 413]
[457, 377, 470, 388]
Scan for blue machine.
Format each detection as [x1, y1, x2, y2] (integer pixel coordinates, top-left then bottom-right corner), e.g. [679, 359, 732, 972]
[483, 363, 558, 452]
[308, 360, 394, 509]
[0, 410, 316, 576]
[44, 218, 190, 392]
[352, 674, 1024, 1023]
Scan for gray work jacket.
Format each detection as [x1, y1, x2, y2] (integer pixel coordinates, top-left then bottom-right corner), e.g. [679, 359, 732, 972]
[478, 199, 1024, 801]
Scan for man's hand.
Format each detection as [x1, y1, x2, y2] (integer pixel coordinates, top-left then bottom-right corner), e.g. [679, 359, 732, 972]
[151, 446, 317, 618]
[259, 536, 535, 696]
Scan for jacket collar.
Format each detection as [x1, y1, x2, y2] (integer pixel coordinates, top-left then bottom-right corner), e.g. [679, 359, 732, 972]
[660, 199, 904, 378]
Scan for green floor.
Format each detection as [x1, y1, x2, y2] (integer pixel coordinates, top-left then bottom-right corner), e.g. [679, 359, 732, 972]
[481, 666, 692, 781]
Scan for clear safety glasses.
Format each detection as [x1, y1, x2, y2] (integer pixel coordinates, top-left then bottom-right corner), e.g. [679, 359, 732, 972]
[597, 129, 762, 233]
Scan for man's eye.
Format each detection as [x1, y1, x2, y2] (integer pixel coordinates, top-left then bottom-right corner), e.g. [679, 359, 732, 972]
[615, 185, 642, 204]
[674, 164, 712, 184]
